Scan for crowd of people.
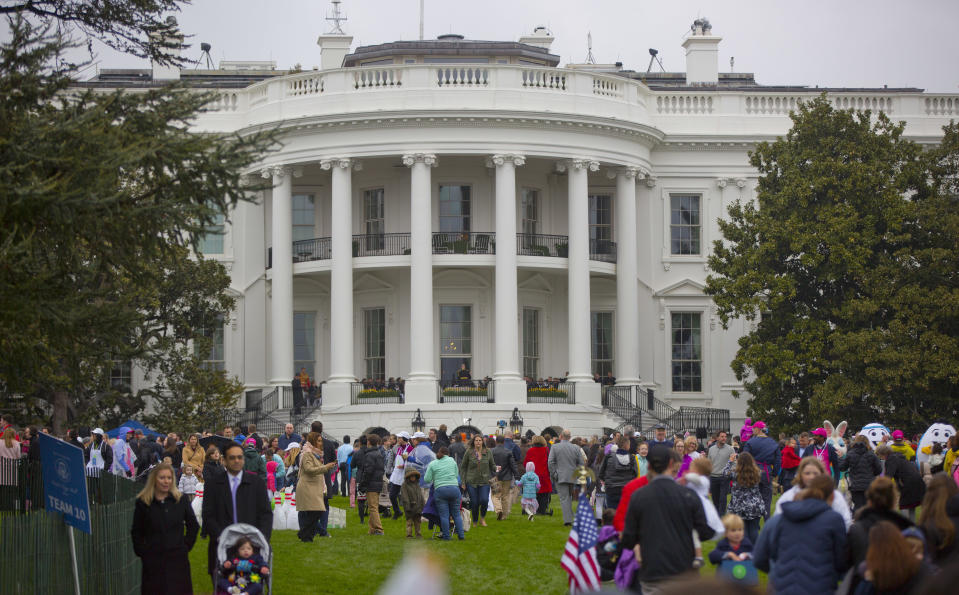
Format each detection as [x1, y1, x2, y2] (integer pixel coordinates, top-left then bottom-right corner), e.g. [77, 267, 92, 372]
[3, 409, 959, 594]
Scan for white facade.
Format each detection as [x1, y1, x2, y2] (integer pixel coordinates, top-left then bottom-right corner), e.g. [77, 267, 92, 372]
[90, 22, 959, 437]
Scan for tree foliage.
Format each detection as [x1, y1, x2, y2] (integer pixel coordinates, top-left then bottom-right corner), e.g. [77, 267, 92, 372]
[706, 95, 959, 433]
[0, 14, 275, 432]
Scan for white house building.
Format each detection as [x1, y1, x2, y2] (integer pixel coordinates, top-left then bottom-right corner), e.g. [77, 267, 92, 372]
[82, 17, 959, 438]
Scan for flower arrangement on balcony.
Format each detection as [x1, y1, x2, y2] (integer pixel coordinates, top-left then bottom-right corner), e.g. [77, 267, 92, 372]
[357, 388, 401, 399]
[555, 242, 568, 257]
[527, 387, 569, 399]
[442, 386, 488, 396]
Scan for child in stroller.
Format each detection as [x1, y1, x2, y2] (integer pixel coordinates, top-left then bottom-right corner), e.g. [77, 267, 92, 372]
[216, 525, 272, 594]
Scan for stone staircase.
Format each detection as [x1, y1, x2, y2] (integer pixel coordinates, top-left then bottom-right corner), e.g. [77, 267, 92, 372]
[601, 385, 730, 437]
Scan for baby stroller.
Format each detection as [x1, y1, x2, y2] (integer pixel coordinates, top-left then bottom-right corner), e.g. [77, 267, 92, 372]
[215, 523, 273, 595]
[422, 485, 471, 538]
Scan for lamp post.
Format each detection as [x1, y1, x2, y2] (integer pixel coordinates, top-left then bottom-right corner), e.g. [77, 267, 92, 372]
[509, 407, 524, 436]
[411, 408, 426, 433]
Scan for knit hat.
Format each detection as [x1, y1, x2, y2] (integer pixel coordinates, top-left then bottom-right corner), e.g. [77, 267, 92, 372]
[244, 437, 256, 447]
[525, 462, 535, 473]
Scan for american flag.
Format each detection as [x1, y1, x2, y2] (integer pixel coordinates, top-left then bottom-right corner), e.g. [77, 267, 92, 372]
[561, 493, 601, 593]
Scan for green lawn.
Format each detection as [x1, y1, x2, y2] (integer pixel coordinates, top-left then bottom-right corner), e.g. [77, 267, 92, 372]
[188, 494, 769, 594]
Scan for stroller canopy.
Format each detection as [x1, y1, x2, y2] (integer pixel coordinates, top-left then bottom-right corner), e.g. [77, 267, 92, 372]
[216, 523, 271, 563]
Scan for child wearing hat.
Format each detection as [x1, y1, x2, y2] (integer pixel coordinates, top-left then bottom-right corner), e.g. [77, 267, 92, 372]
[517, 462, 541, 520]
[890, 430, 916, 461]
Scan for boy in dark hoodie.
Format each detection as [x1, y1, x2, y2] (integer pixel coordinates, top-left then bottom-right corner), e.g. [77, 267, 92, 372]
[400, 467, 425, 538]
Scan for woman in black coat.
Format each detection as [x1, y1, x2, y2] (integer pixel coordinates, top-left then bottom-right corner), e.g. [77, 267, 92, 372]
[131, 463, 199, 595]
[839, 435, 882, 512]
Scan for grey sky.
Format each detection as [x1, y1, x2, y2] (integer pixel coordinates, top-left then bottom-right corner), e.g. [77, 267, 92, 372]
[81, 0, 958, 92]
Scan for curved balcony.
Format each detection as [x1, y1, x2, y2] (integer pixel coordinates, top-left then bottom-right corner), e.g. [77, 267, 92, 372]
[269, 232, 617, 267]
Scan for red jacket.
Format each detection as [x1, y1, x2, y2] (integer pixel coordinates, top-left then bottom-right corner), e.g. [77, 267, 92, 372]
[781, 447, 801, 470]
[522, 446, 552, 494]
[614, 475, 649, 532]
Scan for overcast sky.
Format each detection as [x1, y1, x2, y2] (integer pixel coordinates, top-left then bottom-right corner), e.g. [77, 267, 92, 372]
[79, 0, 959, 92]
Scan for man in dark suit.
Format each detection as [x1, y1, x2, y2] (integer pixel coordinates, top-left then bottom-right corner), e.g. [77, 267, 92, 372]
[202, 442, 272, 587]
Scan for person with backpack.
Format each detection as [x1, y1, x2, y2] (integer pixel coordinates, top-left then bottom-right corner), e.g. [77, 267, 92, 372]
[598, 435, 638, 512]
[876, 444, 925, 522]
[839, 434, 882, 512]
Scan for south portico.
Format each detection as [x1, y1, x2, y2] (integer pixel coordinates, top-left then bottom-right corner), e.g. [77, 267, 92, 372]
[259, 150, 653, 410]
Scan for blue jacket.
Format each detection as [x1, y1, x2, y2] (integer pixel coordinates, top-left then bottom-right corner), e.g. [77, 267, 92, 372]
[743, 436, 781, 480]
[517, 471, 541, 499]
[754, 499, 847, 595]
[708, 535, 754, 565]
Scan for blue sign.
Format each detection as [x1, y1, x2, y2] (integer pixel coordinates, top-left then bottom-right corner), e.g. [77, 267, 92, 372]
[37, 433, 92, 534]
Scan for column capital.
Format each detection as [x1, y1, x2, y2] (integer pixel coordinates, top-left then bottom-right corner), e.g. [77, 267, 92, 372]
[715, 177, 729, 188]
[261, 165, 302, 179]
[555, 158, 600, 173]
[320, 158, 363, 171]
[606, 166, 643, 180]
[735, 177, 748, 188]
[486, 154, 526, 168]
[644, 175, 659, 188]
[402, 153, 438, 167]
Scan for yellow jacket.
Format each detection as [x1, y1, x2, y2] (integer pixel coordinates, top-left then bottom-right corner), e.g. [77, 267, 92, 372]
[944, 447, 959, 472]
[890, 442, 915, 461]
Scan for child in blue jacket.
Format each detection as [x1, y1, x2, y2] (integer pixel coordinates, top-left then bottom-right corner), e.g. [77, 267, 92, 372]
[516, 462, 541, 520]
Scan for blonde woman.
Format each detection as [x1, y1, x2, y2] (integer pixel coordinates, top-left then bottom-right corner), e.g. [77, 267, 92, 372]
[181, 434, 205, 471]
[0, 427, 21, 496]
[460, 434, 496, 526]
[131, 462, 199, 595]
[774, 456, 852, 528]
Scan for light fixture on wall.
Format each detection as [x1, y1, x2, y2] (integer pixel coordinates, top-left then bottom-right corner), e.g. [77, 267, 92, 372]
[411, 408, 426, 433]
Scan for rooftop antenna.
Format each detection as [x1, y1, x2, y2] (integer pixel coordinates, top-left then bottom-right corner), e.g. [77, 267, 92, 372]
[196, 42, 214, 69]
[419, 0, 425, 40]
[326, 0, 347, 35]
[585, 31, 595, 64]
[646, 48, 665, 73]
[730, 56, 734, 72]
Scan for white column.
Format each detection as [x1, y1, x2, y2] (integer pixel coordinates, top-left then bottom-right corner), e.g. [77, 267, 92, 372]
[404, 153, 438, 395]
[266, 165, 300, 384]
[322, 158, 361, 383]
[612, 167, 642, 385]
[490, 154, 525, 387]
[559, 158, 599, 383]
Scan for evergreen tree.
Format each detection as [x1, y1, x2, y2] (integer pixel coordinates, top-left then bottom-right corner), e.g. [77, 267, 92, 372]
[707, 95, 959, 432]
[0, 13, 275, 432]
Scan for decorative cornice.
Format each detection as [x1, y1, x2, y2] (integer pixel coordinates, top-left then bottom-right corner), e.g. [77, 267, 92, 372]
[401, 153, 438, 167]
[486, 154, 526, 168]
[319, 158, 362, 171]
[555, 158, 600, 173]
[261, 165, 303, 179]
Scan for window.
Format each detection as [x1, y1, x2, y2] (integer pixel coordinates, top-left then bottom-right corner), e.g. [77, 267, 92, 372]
[294, 312, 315, 378]
[670, 195, 701, 255]
[424, 57, 491, 64]
[591, 311, 613, 377]
[439, 305, 472, 385]
[110, 360, 132, 392]
[364, 308, 386, 380]
[197, 316, 225, 371]
[589, 194, 612, 253]
[363, 188, 385, 251]
[292, 194, 315, 242]
[671, 312, 702, 392]
[198, 210, 225, 254]
[439, 185, 471, 233]
[523, 308, 540, 379]
[521, 188, 539, 235]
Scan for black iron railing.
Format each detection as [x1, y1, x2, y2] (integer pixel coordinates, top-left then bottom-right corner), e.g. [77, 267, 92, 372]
[353, 233, 411, 257]
[294, 237, 332, 262]
[517, 233, 568, 257]
[432, 232, 495, 254]
[527, 382, 576, 404]
[589, 238, 617, 263]
[351, 382, 403, 404]
[438, 381, 494, 403]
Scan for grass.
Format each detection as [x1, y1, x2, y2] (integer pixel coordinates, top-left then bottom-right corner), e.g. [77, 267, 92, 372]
[188, 493, 772, 594]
